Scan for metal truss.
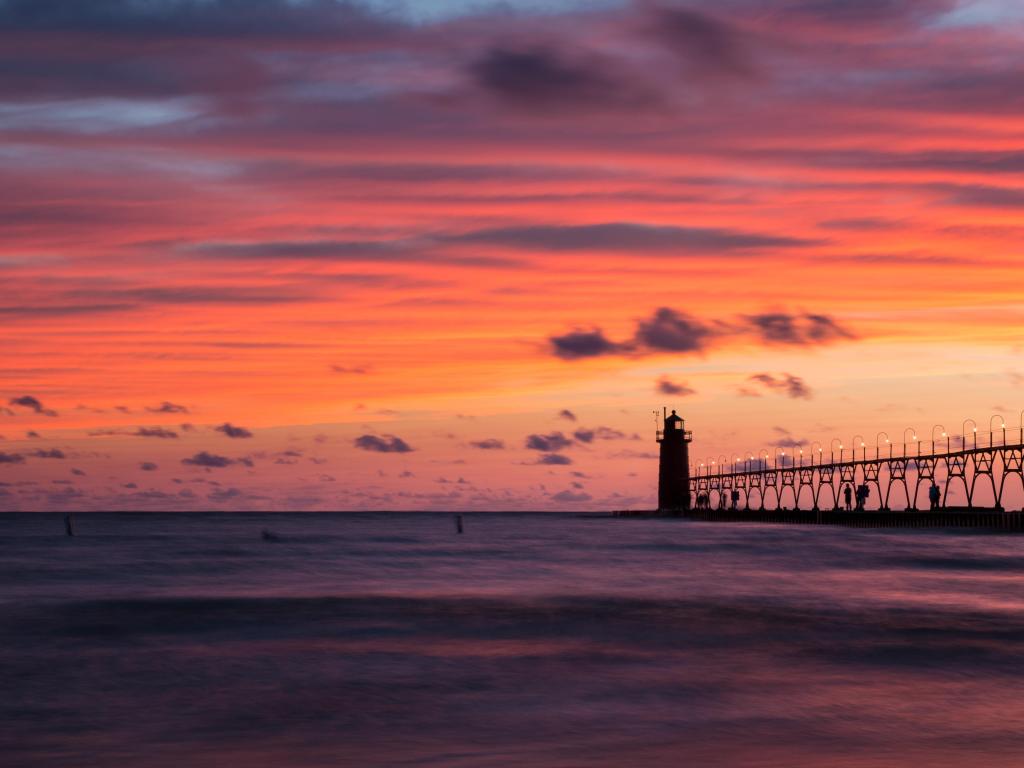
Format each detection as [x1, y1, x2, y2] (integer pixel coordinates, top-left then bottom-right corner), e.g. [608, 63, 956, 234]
[690, 439, 1024, 512]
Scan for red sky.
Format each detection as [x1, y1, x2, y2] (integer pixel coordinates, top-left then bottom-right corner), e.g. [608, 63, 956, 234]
[2, 0, 1024, 510]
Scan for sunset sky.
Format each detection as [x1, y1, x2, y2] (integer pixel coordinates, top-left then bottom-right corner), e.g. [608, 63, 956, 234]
[2, 0, 1024, 510]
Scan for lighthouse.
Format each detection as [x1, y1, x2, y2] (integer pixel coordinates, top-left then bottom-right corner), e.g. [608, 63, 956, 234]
[657, 408, 692, 512]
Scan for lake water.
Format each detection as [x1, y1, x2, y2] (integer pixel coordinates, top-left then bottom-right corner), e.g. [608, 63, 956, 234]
[3, 512, 1024, 767]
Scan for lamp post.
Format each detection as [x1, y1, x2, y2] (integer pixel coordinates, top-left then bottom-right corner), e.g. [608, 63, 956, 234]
[852, 434, 866, 462]
[931, 425, 947, 456]
[962, 418, 977, 451]
[759, 449, 770, 472]
[876, 432, 890, 460]
[989, 414, 1006, 448]
[830, 438, 843, 464]
[811, 441, 824, 468]
[798, 445, 805, 468]
[905, 428, 921, 456]
[775, 447, 787, 470]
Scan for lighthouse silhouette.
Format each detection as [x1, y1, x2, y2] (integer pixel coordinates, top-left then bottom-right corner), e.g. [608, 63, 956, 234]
[657, 408, 692, 512]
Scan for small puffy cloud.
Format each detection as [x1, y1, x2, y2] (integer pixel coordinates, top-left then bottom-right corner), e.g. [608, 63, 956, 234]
[330, 365, 367, 374]
[772, 436, 806, 448]
[31, 449, 66, 459]
[354, 434, 414, 453]
[538, 453, 572, 465]
[744, 313, 854, 345]
[470, 47, 644, 113]
[216, 422, 254, 439]
[558, 409, 577, 421]
[550, 309, 854, 361]
[525, 432, 573, 452]
[136, 427, 178, 439]
[0, 452, 25, 464]
[635, 308, 714, 352]
[549, 329, 624, 360]
[747, 373, 813, 399]
[140, 462, 158, 471]
[657, 376, 696, 396]
[147, 401, 189, 414]
[71, 468, 86, 476]
[469, 438, 505, 450]
[208, 487, 242, 502]
[9, 395, 58, 417]
[574, 429, 595, 443]
[551, 490, 592, 502]
[26, 431, 41, 439]
[182, 451, 234, 468]
[575, 426, 627, 443]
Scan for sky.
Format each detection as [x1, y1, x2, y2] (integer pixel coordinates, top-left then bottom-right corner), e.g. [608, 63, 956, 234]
[2, 0, 1024, 511]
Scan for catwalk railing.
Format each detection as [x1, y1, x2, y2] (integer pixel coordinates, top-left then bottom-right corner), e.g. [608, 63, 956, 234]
[690, 426, 1024, 511]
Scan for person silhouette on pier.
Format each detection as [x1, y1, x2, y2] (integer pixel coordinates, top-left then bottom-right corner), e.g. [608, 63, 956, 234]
[855, 483, 869, 511]
[843, 484, 853, 511]
[928, 482, 941, 510]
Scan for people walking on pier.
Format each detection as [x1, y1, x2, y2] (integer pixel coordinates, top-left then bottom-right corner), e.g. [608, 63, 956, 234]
[843, 484, 853, 511]
[929, 482, 941, 510]
[731, 489, 740, 510]
[855, 483, 870, 511]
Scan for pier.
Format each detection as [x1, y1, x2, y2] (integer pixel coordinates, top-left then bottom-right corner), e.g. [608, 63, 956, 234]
[643, 409, 1024, 529]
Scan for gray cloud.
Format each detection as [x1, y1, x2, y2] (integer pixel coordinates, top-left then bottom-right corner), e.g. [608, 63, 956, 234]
[745, 313, 855, 345]
[208, 487, 242, 502]
[140, 462, 158, 471]
[454, 222, 817, 253]
[147, 401, 189, 414]
[551, 308, 854, 360]
[0, 452, 25, 464]
[573, 427, 627, 444]
[9, 395, 58, 417]
[525, 432, 573, 452]
[182, 451, 234, 468]
[30, 449, 66, 459]
[469, 438, 505, 450]
[657, 376, 696, 396]
[0, 0, 399, 41]
[216, 422, 254, 439]
[135, 427, 178, 439]
[636, 308, 714, 352]
[354, 434, 414, 453]
[551, 489, 591, 502]
[549, 329, 626, 360]
[470, 47, 651, 112]
[647, 7, 753, 78]
[747, 373, 813, 400]
[537, 453, 573, 465]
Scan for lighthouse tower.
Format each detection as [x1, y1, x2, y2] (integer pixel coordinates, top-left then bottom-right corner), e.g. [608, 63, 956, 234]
[657, 409, 692, 512]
